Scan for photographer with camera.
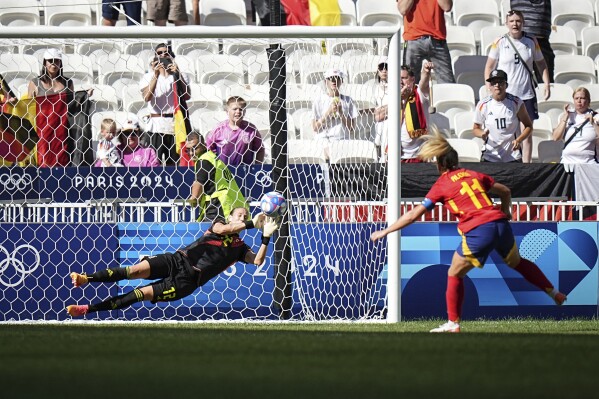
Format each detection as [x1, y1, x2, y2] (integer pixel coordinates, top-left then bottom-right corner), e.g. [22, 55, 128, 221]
[139, 43, 190, 165]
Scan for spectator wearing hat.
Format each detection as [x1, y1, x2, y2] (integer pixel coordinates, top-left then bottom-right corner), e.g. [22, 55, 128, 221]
[27, 48, 74, 167]
[120, 119, 160, 167]
[398, 61, 433, 163]
[311, 68, 357, 142]
[101, 1, 142, 26]
[206, 96, 265, 167]
[372, 57, 389, 160]
[397, 0, 455, 84]
[473, 69, 533, 163]
[140, 43, 190, 166]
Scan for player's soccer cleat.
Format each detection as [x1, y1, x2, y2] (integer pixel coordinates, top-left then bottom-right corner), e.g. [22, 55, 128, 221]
[70, 272, 88, 288]
[66, 304, 89, 317]
[554, 292, 567, 306]
[430, 320, 461, 333]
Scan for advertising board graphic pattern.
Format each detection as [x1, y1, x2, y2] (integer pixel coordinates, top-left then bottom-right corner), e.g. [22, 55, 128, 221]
[0, 222, 597, 320]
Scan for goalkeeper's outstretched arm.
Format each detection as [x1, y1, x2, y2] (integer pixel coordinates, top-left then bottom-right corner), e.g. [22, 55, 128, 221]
[244, 217, 279, 265]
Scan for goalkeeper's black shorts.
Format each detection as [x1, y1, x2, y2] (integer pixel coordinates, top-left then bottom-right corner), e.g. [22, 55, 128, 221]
[143, 252, 198, 303]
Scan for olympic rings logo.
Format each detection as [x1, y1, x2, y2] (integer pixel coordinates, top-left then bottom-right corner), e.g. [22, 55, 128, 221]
[0, 245, 41, 288]
[0, 173, 33, 191]
[254, 170, 273, 187]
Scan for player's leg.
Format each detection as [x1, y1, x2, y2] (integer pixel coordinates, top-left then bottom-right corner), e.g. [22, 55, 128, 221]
[497, 221, 566, 305]
[69, 260, 153, 288]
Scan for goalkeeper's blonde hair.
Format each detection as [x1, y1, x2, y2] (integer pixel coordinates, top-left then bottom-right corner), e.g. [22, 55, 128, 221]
[418, 125, 460, 171]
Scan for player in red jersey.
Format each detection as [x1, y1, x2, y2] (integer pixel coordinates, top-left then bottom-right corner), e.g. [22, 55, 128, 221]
[371, 129, 566, 333]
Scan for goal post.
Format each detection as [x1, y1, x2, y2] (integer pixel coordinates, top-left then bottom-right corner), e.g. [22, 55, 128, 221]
[0, 25, 401, 322]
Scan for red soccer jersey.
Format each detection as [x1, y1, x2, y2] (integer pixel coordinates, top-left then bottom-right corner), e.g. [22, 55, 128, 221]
[424, 168, 507, 233]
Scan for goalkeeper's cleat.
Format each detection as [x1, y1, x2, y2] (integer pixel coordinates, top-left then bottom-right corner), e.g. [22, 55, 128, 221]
[430, 320, 461, 333]
[70, 272, 88, 288]
[66, 304, 89, 317]
[554, 292, 567, 306]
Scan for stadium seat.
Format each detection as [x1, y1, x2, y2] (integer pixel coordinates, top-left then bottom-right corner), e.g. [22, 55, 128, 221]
[478, 85, 490, 102]
[222, 40, 269, 57]
[121, 84, 146, 114]
[287, 84, 320, 120]
[329, 140, 377, 163]
[97, 54, 146, 96]
[431, 83, 476, 129]
[288, 140, 328, 164]
[299, 55, 347, 85]
[89, 85, 119, 113]
[338, 0, 358, 26]
[453, 111, 477, 139]
[342, 83, 375, 110]
[581, 27, 599, 62]
[583, 83, 599, 109]
[452, 55, 487, 101]
[196, 54, 245, 86]
[428, 112, 452, 136]
[296, 109, 316, 140]
[356, 0, 402, 27]
[537, 140, 564, 163]
[244, 51, 269, 85]
[200, 0, 246, 25]
[453, 0, 500, 44]
[171, 39, 220, 58]
[553, 55, 597, 91]
[446, 26, 477, 60]
[43, 0, 93, 26]
[186, 83, 225, 114]
[190, 109, 227, 136]
[325, 38, 375, 57]
[122, 41, 165, 57]
[447, 138, 482, 162]
[552, 0, 594, 42]
[0, 54, 39, 89]
[536, 83, 573, 128]
[479, 26, 508, 56]
[498, 0, 510, 20]
[62, 54, 94, 86]
[0, 0, 40, 26]
[533, 113, 554, 140]
[345, 54, 379, 85]
[594, 0, 599, 25]
[550, 26, 579, 56]
[247, 108, 270, 135]
[226, 84, 269, 112]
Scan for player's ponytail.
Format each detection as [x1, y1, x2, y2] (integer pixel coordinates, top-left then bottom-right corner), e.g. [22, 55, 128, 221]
[418, 126, 459, 171]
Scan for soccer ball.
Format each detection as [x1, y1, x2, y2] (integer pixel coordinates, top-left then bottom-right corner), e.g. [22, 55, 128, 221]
[260, 191, 287, 217]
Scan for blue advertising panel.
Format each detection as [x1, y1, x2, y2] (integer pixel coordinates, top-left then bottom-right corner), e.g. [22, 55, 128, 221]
[0, 223, 118, 321]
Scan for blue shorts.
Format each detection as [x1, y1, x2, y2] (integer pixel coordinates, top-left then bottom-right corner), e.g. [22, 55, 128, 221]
[523, 97, 539, 121]
[456, 220, 520, 268]
[102, 1, 142, 25]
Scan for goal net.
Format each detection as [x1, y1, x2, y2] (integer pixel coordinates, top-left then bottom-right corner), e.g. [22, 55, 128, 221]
[0, 26, 400, 322]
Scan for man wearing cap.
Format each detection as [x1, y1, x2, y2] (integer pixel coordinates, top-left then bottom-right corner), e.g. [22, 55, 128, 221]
[120, 119, 160, 167]
[140, 43, 190, 166]
[311, 69, 357, 142]
[473, 69, 534, 163]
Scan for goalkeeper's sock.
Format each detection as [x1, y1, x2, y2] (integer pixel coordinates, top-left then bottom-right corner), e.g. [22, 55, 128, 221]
[514, 258, 554, 293]
[88, 288, 144, 312]
[87, 267, 130, 283]
[446, 276, 464, 322]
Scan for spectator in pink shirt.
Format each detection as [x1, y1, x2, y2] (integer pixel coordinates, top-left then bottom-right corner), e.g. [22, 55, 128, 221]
[120, 119, 160, 167]
[206, 96, 265, 166]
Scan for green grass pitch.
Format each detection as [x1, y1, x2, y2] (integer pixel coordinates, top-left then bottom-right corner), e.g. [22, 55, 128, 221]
[1, 319, 598, 399]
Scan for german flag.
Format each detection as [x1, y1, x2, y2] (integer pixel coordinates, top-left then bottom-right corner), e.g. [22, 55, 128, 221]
[173, 74, 193, 167]
[0, 94, 37, 167]
[285, 0, 341, 26]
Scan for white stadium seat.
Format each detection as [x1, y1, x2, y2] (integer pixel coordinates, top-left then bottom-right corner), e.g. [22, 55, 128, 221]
[172, 39, 219, 58]
[337, 0, 358, 26]
[329, 140, 378, 163]
[453, 111, 477, 140]
[186, 83, 225, 114]
[0, 54, 39, 88]
[288, 140, 328, 164]
[190, 110, 227, 136]
[431, 83, 476, 129]
[356, 0, 402, 27]
[200, 0, 246, 26]
[553, 55, 597, 91]
[479, 26, 508, 56]
[453, 55, 487, 101]
[325, 38, 375, 57]
[0, 0, 40, 26]
[446, 138, 482, 162]
[453, 0, 500, 44]
[533, 113, 554, 141]
[299, 55, 347, 85]
[446, 26, 477, 60]
[536, 83, 574, 128]
[62, 54, 94, 86]
[345, 54, 379, 85]
[121, 85, 146, 114]
[196, 54, 245, 86]
[43, 0, 93, 26]
[550, 25, 579, 56]
[552, 0, 594, 42]
[428, 112, 452, 136]
[581, 26, 599, 62]
[89, 85, 119, 113]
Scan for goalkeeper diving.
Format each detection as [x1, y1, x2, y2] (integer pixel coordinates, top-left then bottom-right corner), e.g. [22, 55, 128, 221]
[66, 207, 279, 317]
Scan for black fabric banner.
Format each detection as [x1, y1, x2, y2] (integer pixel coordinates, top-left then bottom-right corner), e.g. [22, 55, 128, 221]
[330, 162, 572, 201]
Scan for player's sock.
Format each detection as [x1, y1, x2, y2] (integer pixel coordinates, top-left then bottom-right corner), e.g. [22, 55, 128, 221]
[86, 266, 131, 283]
[514, 258, 554, 293]
[446, 276, 464, 322]
[88, 288, 144, 312]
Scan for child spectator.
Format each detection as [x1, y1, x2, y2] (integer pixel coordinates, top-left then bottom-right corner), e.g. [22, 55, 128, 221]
[94, 118, 122, 167]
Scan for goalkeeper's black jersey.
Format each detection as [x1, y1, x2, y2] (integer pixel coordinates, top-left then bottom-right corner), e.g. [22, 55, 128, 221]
[178, 224, 250, 286]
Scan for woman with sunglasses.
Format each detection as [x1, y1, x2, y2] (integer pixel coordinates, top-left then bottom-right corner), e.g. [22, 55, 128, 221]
[120, 119, 160, 167]
[484, 9, 550, 163]
[372, 57, 389, 161]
